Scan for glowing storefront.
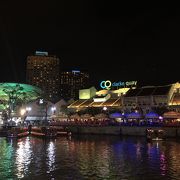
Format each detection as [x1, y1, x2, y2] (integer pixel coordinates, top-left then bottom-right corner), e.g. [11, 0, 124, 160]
[68, 82, 180, 114]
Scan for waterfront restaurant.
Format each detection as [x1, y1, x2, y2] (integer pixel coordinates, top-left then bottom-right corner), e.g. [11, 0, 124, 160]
[68, 82, 180, 123]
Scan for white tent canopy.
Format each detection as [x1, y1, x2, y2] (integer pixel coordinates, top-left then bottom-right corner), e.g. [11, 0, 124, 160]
[163, 111, 180, 119]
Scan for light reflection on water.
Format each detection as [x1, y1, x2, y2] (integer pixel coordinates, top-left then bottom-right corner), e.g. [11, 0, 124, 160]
[46, 141, 56, 173]
[0, 136, 180, 179]
[15, 137, 32, 178]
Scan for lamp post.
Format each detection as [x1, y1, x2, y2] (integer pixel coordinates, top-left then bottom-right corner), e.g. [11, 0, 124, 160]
[51, 106, 56, 122]
[20, 108, 26, 126]
[51, 107, 56, 115]
[20, 107, 32, 126]
[103, 106, 107, 111]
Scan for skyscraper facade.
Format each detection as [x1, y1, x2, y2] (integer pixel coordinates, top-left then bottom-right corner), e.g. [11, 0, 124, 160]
[60, 70, 89, 100]
[26, 51, 60, 102]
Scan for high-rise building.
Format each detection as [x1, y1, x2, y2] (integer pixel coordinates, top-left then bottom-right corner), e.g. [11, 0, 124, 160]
[26, 51, 60, 102]
[60, 70, 89, 100]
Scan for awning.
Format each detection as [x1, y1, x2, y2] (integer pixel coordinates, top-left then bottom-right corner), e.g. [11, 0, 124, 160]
[25, 116, 51, 121]
[94, 113, 107, 119]
[69, 113, 80, 119]
[163, 111, 180, 119]
[109, 112, 123, 118]
[126, 112, 143, 119]
[145, 112, 159, 119]
[80, 114, 92, 119]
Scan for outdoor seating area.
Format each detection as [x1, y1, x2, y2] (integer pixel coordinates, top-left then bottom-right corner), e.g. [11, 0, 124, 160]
[49, 111, 180, 127]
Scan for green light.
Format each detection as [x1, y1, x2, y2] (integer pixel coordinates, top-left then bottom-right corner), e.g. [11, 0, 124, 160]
[0, 83, 43, 111]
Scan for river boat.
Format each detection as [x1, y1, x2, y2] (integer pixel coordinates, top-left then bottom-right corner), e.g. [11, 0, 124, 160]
[146, 128, 165, 141]
[7, 127, 29, 138]
[50, 126, 72, 136]
[30, 126, 57, 138]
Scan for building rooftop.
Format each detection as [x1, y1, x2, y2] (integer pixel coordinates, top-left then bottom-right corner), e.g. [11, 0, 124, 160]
[68, 97, 122, 108]
[125, 85, 172, 97]
[153, 85, 171, 95]
[125, 88, 141, 97]
[137, 87, 155, 96]
[170, 93, 180, 105]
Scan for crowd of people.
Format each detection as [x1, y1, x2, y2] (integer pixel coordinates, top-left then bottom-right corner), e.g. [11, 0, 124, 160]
[49, 118, 180, 127]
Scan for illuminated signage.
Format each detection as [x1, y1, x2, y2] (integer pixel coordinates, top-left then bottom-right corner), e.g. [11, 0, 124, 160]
[35, 51, 48, 56]
[72, 70, 80, 74]
[100, 80, 137, 89]
[100, 80, 112, 89]
[39, 99, 44, 104]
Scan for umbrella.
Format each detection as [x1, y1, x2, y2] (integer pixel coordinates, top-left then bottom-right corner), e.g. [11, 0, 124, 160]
[163, 111, 180, 119]
[70, 113, 80, 119]
[145, 112, 159, 119]
[94, 113, 107, 119]
[80, 114, 92, 119]
[109, 112, 123, 118]
[126, 112, 142, 119]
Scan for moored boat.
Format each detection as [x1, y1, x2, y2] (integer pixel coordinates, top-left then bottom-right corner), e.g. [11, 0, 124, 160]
[146, 128, 165, 141]
[7, 127, 29, 138]
[50, 126, 72, 136]
[30, 126, 57, 138]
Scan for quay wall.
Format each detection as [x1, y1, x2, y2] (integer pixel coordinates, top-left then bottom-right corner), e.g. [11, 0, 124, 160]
[1, 126, 180, 138]
[68, 126, 180, 138]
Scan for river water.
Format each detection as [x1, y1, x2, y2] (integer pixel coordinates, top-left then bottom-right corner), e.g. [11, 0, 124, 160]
[0, 135, 180, 180]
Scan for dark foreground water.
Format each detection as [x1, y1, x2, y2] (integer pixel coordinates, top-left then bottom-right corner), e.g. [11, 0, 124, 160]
[0, 135, 180, 180]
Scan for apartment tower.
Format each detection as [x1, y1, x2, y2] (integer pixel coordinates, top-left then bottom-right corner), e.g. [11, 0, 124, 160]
[60, 70, 89, 100]
[26, 51, 60, 102]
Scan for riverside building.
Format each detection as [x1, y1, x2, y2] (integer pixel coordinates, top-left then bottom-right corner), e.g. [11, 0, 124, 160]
[60, 70, 89, 100]
[26, 51, 60, 103]
[68, 81, 180, 114]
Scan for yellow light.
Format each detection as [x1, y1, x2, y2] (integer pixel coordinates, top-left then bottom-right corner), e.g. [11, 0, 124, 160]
[20, 109, 26, 116]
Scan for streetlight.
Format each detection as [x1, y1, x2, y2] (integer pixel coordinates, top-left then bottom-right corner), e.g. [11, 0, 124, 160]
[20, 108, 26, 116]
[20, 107, 32, 125]
[103, 106, 107, 111]
[26, 107, 32, 112]
[51, 107, 56, 114]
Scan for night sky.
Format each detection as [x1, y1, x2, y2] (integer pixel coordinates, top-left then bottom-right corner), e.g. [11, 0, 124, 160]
[0, 2, 179, 89]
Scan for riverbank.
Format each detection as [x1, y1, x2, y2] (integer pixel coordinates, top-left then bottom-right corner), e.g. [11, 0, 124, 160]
[67, 126, 180, 138]
[1, 125, 180, 138]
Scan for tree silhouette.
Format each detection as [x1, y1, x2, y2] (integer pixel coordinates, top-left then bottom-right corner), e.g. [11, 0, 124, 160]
[1, 83, 42, 122]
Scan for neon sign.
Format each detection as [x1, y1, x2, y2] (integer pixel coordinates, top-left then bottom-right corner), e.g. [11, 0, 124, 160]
[100, 80, 137, 89]
[100, 80, 112, 89]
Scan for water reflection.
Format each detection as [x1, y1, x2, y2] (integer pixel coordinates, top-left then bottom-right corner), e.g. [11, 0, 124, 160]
[73, 137, 111, 179]
[160, 152, 166, 176]
[0, 136, 180, 179]
[0, 138, 14, 178]
[46, 141, 56, 173]
[15, 137, 32, 178]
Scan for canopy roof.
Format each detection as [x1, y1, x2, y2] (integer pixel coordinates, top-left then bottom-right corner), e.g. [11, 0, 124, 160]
[70, 113, 80, 119]
[109, 112, 123, 118]
[145, 112, 159, 119]
[0, 83, 43, 110]
[80, 113, 92, 119]
[68, 97, 121, 108]
[94, 113, 108, 119]
[163, 111, 180, 119]
[126, 112, 142, 119]
[0, 83, 42, 100]
[125, 85, 172, 97]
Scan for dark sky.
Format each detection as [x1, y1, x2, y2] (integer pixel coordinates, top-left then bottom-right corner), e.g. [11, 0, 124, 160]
[0, 1, 179, 88]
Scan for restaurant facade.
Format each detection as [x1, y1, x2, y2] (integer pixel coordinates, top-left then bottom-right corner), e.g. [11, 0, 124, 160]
[68, 82, 180, 114]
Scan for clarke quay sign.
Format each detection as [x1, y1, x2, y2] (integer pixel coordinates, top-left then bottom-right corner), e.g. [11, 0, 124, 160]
[100, 80, 137, 89]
